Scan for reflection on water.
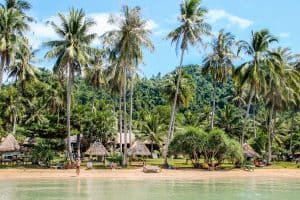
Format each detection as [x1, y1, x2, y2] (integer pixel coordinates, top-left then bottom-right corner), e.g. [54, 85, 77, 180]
[0, 178, 299, 200]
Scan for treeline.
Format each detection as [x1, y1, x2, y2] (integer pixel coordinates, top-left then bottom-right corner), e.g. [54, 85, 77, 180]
[0, 0, 299, 166]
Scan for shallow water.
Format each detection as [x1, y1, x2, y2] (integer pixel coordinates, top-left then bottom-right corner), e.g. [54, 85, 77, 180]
[0, 178, 299, 200]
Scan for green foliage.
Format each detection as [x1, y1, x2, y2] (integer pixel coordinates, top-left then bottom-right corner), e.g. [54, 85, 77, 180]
[170, 128, 243, 168]
[106, 153, 123, 165]
[31, 141, 55, 166]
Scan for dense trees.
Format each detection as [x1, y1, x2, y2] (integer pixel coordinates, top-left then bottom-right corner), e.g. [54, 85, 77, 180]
[0, 0, 299, 166]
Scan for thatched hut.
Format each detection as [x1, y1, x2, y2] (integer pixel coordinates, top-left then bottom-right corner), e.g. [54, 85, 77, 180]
[128, 140, 151, 157]
[243, 143, 259, 158]
[0, 134, 20, 160]
[85, 141, 108, 157]
[0, 134, 20, 152]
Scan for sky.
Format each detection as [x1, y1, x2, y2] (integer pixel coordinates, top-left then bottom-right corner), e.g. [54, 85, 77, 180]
[22, 0, 300, 77]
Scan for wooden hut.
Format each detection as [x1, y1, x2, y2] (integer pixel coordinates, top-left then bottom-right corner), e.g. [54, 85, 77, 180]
[243, 143, 259, 158]
[85, 141, 108, 162]
[0, 134, 20, 163]
[128, 140, 151, 157]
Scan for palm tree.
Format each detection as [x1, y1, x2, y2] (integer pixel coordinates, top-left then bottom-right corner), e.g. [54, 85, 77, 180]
[8, 38, 38, 134]
[234, 29, 278, 145]
[138, 112, 165, 153]
[106, 62, 125, 154]
[44, 8, 96, 162]
[0, 8, 29, 88]
[102, 5, 154, 166]
[85, 50, 106, 112]
[202, 30, 236, 129]
[164, 0, 211, 166]
[264, 47, 300, 164]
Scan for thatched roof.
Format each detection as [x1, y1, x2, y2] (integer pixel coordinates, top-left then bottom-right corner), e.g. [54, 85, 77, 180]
[0, 134, 20, 153]
[128, 140, 151, 157]
[243, 143, 259, 158]
[85, 141, 108, 156]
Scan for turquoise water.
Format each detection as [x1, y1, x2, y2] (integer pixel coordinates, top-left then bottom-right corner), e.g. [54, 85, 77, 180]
[0, 178, 299, 200]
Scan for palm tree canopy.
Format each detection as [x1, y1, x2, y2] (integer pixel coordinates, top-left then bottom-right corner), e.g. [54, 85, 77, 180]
[203, 30, 236, 83]
[166, 0, 211, 53]
[44, 8, 97, 75]
[163, 70, 195, 107]
[102, 5, 154, 68]
[234, 29, 278, 93]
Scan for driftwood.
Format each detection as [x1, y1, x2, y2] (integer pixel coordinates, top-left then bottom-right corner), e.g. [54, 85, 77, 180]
[143, 165, 161, 173]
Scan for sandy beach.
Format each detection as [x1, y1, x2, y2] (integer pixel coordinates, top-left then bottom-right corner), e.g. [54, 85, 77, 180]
[0, 168, 299, 180]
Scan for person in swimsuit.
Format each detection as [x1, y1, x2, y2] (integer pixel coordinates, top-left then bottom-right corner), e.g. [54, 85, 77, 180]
[76, 158, 81, 176]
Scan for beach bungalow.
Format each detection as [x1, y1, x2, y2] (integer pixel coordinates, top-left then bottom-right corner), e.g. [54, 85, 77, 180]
[243, 143, 259, 158]
[85, 141, 108, 158]
[0, 134, 20, 164]
[128, 140, 151, 165]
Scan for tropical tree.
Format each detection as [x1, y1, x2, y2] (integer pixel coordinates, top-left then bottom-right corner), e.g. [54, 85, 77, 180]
[264, 47, 300, 164]
[8, 39, 38, 134]
[102, 5, 154, 165]
[0, 7, 29, 88]
[202, 30, 236, 128]
[44, 8, 96, 162]
[164, 0, 211, 166]
[234, 29, 278, 145]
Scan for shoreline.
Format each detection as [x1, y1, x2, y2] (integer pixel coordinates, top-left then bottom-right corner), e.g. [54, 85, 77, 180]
[0, 168, 299, 180]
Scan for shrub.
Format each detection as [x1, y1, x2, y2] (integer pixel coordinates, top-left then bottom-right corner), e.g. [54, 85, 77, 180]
[31, 142, 54, 167]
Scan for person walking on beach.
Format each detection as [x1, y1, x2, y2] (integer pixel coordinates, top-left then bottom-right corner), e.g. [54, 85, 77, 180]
[76, 158, 81, 176]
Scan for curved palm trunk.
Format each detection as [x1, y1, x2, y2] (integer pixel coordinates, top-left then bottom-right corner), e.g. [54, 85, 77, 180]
[123, 66, 128, 166]
[267, 102, 275, 165]
[129, 75, 134, 146]
[241, 88, 255, 145]
[211, 82, 216, 129]
[119, 92, 123, 154]
[66, 63, 74, 163]
[163, 49, 185, 167]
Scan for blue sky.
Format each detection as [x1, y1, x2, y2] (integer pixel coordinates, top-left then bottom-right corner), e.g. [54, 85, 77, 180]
[25, 0, 300, 77]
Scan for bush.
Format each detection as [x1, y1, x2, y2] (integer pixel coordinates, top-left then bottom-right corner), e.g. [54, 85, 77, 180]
[31, 142, 54, 167]
[169, 128, 243, 169]
[169, 127, 206, 168]
[106, 153, 122, 165]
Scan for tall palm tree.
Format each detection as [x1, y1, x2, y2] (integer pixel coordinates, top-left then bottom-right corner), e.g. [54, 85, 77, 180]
[102, 5, 154, 166]
[202, 30, 236, 129]
[106, 62, 125, 154]
[0, 8, 29, 88]
[164, 0, 211, 166]
[44, 8, 96, 162]
[85, 50, 106, 112]
[8, 39, 38, 134]
[234, 29, 278, 145]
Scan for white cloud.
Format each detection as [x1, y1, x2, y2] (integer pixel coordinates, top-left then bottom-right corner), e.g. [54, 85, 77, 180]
[27, 12, 158, 49]
[207, 9, 253, 29]
[279, 32, 290, 38]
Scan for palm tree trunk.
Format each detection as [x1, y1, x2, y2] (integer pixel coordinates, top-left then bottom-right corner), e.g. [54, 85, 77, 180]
[77, 133, 81, 159]
[163, 49, 185, 167]
[211, 82, 216, 129]
[0, 57, 5, 89]
[129, 74, 134, 146]
[267, 102, 275, 165]
[289, 113, 294, 153]
[241, 88, 255, 145]
[123, 66, 128, 166]
[119, 92, 123, 154]
[66, 62, 74, 163]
